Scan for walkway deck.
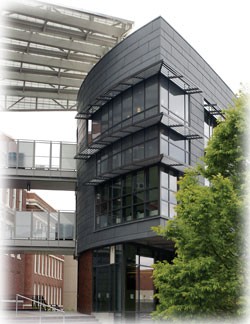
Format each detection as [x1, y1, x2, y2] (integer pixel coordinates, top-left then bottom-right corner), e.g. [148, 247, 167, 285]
[1, 139, 77, 191]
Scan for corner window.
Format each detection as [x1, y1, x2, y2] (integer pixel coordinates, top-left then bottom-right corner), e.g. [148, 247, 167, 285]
[160, 127, 189, 164]
[160, 76, 189, 123]
[95, 166, 159, 229]
[160, 168, 180, 219]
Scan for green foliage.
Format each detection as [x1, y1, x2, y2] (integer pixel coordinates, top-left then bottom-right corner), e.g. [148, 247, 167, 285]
[152, 92, 247, 320]
[201, 91, 247, 191]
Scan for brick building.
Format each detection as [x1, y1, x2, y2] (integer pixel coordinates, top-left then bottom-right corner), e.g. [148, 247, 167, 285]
[1, 188, 64, 309]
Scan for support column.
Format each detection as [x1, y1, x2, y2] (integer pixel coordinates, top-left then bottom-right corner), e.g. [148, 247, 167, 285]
[77, 250, 93, 314]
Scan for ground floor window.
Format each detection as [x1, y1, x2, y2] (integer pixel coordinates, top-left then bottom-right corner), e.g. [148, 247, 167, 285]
[92, 243, 174, 317]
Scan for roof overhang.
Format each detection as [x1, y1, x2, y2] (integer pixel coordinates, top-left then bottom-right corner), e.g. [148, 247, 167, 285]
[0, 0, 133, 111]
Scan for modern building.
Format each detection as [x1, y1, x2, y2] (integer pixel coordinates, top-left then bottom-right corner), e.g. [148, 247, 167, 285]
[75, 17, 234, 319]
[1, 1, 237, 320]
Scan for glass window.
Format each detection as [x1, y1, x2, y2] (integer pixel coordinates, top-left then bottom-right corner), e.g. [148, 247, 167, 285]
[146, 201, 158, 216]
[160, 170, 169, 188]
[145, 106, 158, 118]
[160, 76, 169, 109]
[145, 139, 158, 158]
[169, 172, 177, 191]
[123, 175, 132, 195]
[122, 148, 132, 165]
[169, 204, 175, 218]
[169, 82, 185, 120]
[133, 82, 144, 115]
[133, 144, 144, 161]
[113, 198, 121, 210]
[123, 195, 132, 206]
[161, 200, 168, 217]
[99, 214, 108, 228]
[95, 167, 160, 228]
[112, 153, 121, 169]
[148, 166, 158, 188]
[113, 141, 121, 155]
[123, 207, 133, 222]
[169, 143, 185, 163]
[101, 105, 109, 132]
[122, 88, 132, 120]
[185, 94, 189, 121]
[101, 183, 110, 202]
[145, 125, 158, 141]
[113, 210, 122, 224]
[204, 105, 216, 147]
[134, 204, 144, 219]
[148, 188, 158, 201]
[122, 136, 132, 150]
[135, 170, 145, 191]
[101, 154, 109, 173]
[97, 159, 101, 175]
[133, 130, 144, 146]
[112, 179, 121, 198]
[134, 191, 144, 204]
[169, 191, 176, 204]
[108, 102, 113, 129]
[113, 96, 122, 125]
[145, 76, 158, 109]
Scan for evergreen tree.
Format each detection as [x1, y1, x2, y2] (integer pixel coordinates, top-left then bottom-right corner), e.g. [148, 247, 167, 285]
[152, 92, 248, 320]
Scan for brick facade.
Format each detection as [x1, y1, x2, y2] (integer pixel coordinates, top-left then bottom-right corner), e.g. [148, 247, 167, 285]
[1, 189, 64, 308]
[77, 250, 92, 314]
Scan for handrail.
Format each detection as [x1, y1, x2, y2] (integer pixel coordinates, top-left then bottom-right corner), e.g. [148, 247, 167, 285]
[16, 294, 64, 315]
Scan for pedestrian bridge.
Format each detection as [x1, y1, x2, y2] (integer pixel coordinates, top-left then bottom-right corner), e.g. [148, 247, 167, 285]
[1, 139, 77, 191]
[1, 208, 76, 254]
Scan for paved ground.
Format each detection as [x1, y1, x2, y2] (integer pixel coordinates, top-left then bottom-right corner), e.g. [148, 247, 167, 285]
[0, 311, 100, 323]
[0, 311, 157, 324]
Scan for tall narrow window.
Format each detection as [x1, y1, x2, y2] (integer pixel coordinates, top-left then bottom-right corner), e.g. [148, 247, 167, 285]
[101, 105, 109, 132]
[133, 82, 144, 113]
[113, 96, 122, 126]
[204, 100, 217, 147]
[145, 76, 158, 117]
[169, 82, 185, 120]
[122, 88, 132, 120]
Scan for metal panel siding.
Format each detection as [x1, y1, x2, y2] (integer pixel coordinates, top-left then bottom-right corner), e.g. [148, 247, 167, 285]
[77, 218, 163, 252]
[77, 20, 163, 112]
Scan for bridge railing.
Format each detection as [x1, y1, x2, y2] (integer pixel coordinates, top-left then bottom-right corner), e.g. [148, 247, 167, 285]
[1, 139, 76, 171]
[2, 209, 75, 241]
[15, 294, 64, 314]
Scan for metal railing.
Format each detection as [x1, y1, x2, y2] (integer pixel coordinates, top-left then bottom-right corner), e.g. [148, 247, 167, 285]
[1, 139, 77, 171]
[16, 294, 64, 315]
[2, 209, 75, 241]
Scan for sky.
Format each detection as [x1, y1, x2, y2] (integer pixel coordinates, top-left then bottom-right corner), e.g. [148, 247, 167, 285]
[1, 0, 249, 210]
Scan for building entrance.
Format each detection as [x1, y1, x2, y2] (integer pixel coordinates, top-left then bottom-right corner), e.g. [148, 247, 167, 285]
[92, 243, 172, 319]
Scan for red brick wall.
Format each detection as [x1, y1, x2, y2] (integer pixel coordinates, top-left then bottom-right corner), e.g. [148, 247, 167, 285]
[77, 250, 92, 314]
[23, 254, 34, 296]
[4, 253, 25, 297]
